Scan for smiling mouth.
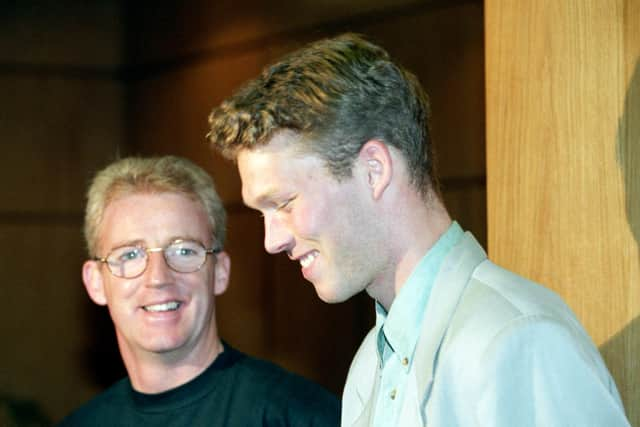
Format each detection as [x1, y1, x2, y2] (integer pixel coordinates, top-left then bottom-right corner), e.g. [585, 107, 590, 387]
[299, 251, 318, 268]
[143, 301, 181, 312]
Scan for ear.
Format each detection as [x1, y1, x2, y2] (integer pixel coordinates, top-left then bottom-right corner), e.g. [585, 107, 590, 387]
[358, 140, 393, 200]
[82, 260, 108, 306]
[213, 251, 231, 296]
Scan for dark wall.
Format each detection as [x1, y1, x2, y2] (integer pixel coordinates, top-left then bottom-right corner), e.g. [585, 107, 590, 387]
[0, 1, 484, 422]
[126, 0, 485, 404]
[0, 1, 127, 424]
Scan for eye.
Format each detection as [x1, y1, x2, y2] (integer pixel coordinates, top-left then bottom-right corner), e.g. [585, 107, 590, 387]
[276, 196, 296, 212]
[108, 246, 144, 265]
[176, 247, 197, 257]
[167, 241, 203, 258]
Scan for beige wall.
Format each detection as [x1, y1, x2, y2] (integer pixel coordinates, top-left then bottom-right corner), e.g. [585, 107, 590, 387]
[486, 0, 640, 424]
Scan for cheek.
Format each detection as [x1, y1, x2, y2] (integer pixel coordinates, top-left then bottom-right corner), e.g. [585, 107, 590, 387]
[104, 279, 138, 301]
[290, 202, 326, 237]
[198, 270, 216, 295]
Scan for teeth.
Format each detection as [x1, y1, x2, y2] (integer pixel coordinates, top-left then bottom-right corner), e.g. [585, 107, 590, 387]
[144, 301, 180, 312]
[299, 252, 317, 269]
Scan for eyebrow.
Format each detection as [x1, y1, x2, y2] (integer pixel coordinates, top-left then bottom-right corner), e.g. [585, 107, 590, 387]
[106, 236, 202, 251]
[106, 238, 145, 250]
[244, 186, 281, 210]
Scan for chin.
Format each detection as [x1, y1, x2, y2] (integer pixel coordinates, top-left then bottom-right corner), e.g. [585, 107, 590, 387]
[142, 336, 188, 354]
[314, 284, 349, 304]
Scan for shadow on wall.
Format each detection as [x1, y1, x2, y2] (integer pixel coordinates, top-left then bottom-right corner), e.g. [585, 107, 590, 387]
[605, 56, 640, 424]
[600, 316, 640, 424]
[617, 57, 640, 249]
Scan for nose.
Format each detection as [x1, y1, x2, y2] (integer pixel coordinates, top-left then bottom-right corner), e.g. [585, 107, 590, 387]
[144, 250, 173, 287]
[264, 214, 293, 254]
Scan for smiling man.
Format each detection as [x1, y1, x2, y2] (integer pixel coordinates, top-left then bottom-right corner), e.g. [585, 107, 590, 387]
[207, 34, 630, 426]
[58, 156, 339, 426]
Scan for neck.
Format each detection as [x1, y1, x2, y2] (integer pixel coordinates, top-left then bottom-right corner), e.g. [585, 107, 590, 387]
[119, 336, 224, 394]
[369, 189, 452, 311]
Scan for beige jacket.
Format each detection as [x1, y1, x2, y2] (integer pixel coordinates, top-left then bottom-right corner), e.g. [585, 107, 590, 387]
[342, 233, 629, 427]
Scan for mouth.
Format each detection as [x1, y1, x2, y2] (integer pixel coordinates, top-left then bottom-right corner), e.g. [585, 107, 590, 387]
[299, 251, 319, 269]
[142, 301, 182, 313]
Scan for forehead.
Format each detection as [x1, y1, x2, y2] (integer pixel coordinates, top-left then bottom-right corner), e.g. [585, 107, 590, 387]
[98, 192, 211, 249]
[237, 132, 325, 206]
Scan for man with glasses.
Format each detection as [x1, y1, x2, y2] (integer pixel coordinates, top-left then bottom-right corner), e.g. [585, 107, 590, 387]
[58, 156, 339, 426]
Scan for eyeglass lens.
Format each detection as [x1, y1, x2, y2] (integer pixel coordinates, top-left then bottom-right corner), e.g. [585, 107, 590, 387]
[106, 240, 210, 278]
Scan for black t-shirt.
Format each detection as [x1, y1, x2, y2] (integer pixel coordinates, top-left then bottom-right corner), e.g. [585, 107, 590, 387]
[58, 345, 340, 426]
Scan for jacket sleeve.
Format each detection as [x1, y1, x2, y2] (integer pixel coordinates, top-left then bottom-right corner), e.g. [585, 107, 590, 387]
[475, 315, 630, 427]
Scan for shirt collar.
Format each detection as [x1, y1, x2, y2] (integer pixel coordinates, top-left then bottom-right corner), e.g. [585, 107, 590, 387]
[375, 221, 464, 367]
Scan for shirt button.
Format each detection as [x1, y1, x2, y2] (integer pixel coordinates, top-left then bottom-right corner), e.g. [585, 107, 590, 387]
[390, 389, 397, 400]
[401, 357, 409, 366]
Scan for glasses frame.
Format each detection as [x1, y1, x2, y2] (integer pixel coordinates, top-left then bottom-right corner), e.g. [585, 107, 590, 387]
[93, 239, 222, 279]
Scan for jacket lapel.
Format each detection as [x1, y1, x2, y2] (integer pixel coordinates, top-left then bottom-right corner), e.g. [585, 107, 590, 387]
[351, 380, 379, 426]
[412, 233, 487, 411]
[344, 329, 380, 426]
[345, 233, 487, 426]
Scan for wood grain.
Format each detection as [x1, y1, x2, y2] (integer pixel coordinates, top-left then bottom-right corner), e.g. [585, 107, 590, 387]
[486, 0, 640, 423]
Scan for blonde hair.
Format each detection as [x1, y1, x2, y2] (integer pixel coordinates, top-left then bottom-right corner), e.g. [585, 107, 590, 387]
[84, 156, 226, 257]
[207, 33, 438, 197]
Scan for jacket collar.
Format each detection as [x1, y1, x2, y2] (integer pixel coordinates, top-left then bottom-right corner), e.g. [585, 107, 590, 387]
[413, 232, 487, 403]
[348, 232, 487, 425]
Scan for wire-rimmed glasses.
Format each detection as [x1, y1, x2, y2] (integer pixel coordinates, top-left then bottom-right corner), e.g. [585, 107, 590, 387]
[93, 239, 221, 279]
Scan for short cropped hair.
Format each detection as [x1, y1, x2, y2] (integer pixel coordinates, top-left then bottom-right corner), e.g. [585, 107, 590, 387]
[207, 33, 439, 197]
[84, 156, 226, 257]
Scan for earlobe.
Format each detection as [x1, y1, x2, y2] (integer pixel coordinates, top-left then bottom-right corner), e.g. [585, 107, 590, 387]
[360, 140, 392, 200]
[213, 251, 231, 296]
[82, 260, 107, 306]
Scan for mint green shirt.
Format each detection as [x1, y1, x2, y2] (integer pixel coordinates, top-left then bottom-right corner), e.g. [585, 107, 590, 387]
[372, 222, 464, 427]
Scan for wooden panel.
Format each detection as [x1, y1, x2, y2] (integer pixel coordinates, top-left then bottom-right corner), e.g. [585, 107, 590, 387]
[0, 1, 123, 67]
[0, 3, 127, 423]
[269, 253, 373, 394]
[216, 210, 272, 356]
[0, 224, 101, 422]
[0, 75, 125, 214]
[129, 1, 486, 397]
[126, 0, 462, 65]
[130, 1, 485, 197]
[129, 49, 274, 204]
[486, 0, 640, 423]
[0, 72, 126, 421]
[441, 182, 487, 248]
[365, 3, 485, 179]
[0, 1, 486, 421]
